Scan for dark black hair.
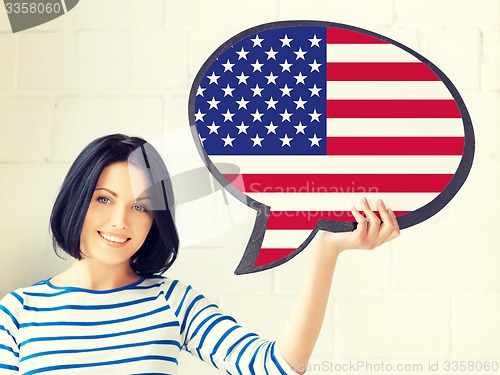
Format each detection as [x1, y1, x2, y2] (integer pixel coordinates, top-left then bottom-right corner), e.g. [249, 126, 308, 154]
[50, 134, 179, 276]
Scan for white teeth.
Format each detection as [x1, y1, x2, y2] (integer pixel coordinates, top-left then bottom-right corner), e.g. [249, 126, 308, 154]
[99, 232, 128, 243]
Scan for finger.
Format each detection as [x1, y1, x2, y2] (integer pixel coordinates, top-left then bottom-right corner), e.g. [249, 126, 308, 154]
[361, 197, 380, 236]
[376, 199, 395, 244]
[351, 205, 367, 235]
[384, 208, 401, 242]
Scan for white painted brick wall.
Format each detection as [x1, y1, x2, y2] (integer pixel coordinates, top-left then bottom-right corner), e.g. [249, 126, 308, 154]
[0, 0, 499, 373]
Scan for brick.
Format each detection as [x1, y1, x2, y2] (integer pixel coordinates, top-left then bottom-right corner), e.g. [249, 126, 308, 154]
[52, 96, 163, 160]
[395, 0, 500, 26]
[18, 33, 75, 90]
[0, 226, 69, 294]
[482, 30, 500, 91]
[394, 227, 500, 290]
[132, 30, 189, 89]
[167, 0, 279, 29]
[419, 29, 481, 91]
[446, 160, 500, 228]
[0, 97, 51, 161]
[0, 35, 16, 90]
[77, 31, 130, 89]
[334, 295, 450, 358]
[454, 295, 500, 358]
[35, 0, 164, 30]
[278, 0, 394, 27]
[0, 163, 70, 227]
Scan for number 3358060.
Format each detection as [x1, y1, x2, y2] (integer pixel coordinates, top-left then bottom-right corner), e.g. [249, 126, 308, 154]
[5, 2, 62, 14]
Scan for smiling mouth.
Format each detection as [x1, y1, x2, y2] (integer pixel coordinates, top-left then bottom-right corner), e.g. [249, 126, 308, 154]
[98, 231, 131, 244]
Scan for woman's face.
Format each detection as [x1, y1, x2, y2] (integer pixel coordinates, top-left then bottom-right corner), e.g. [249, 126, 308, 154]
[79, 162, 154, 270]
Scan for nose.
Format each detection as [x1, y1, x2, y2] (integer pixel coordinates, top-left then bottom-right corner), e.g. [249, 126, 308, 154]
[110, 205, 128, 229]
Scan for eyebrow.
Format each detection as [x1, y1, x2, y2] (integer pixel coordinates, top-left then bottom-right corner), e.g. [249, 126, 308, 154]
[94, 187, 151, 201]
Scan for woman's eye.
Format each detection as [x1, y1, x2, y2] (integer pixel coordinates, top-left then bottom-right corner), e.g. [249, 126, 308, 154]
[97, 197, 110, 204]
[133, 204, 147, 212]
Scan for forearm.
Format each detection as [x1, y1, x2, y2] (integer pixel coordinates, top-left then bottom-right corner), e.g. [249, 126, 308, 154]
[278, 235, 340, 374]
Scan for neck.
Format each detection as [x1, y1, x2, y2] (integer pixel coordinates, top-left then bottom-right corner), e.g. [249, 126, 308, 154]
[52, 259, 142, 290]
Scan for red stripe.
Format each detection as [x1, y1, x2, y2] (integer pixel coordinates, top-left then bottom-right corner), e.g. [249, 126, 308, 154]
[326, 100, 461, 118]
[326, 28, 388, 44]
[327, 136, 464, 155]
[267, 210, 410, 230]
[255, 248, 295, 267]
[223, 174, 454, 193]
[326, 62, 440, 81]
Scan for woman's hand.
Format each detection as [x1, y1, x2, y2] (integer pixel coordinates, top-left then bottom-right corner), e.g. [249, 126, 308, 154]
[317, 198, 400, 260]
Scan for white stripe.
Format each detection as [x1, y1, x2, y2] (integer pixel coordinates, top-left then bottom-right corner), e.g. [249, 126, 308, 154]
[246, 192, 438, 211]
[262, 230, 313, 249]
[327, 118, 465, 137]
[210, 155, 462, 174]
[326, 81, 452, 99]
[327, 44, 420, 62]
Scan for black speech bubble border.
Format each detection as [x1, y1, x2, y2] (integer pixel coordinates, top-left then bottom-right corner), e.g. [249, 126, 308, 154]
[188, 20, 475, 275]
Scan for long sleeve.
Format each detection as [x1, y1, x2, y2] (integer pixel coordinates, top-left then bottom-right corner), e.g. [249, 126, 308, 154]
[164, 279, 297, 375]
[0, 291, 22, 373]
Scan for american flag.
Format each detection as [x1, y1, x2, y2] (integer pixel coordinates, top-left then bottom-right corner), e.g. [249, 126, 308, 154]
[193, 25, 466, 272]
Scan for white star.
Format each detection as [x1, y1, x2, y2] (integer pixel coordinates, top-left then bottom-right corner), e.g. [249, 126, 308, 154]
[251, 84, 264, 97]
[265, 122, 278, 134]
[222, 59, 235, 72]
[196, 86, 206, 96]
[194, 109, 205, 122]
[309, 59, 322, 72]
[236, 121, 249, 134]
[250, 134, 264, 147]
[280, 34, 293, 47]
[265, 47, 278, 60]
[280, 109, 293, 122]
[236, 97, 249, 109]
[265, 72, 279, 85]
[309, 109, 321, 122]
[294, 72, 307, 85]
[309, 35, 322, 47]
[222, 109, 235, 122]
[199, 134, 206, 145]
[207, 97, 220, 109]
[222, 84, 235, 97]
[279, 134, 293, 147]
[222, 134, 235, 147]
[294, 97, 307, 109]
[308, 134, 322, 147]
[265, 97, 278, 109]
[280, 84, 293, 97]
[236, 72, 249, 84]
[294, 47, 307, 60]
[207, 121, 220, 134]
[236, 47, 249, 60]
[294, 122, 307, 134]
[251, 59, 264, 72]
[207, 72, 220, 85]
[251, 109, 264, 122]
[309, 84, 322, 97]
[280, 59, 293, 72]
[251, 34, 264, 47]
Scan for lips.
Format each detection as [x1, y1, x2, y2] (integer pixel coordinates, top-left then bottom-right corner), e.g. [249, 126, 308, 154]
[98, 231, 130, 244]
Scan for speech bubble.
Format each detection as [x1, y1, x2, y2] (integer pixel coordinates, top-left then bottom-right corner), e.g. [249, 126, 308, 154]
[189, 21, 475, 274]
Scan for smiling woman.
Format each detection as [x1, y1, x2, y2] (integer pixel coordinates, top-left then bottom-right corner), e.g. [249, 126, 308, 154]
[0, 134, 399, 374]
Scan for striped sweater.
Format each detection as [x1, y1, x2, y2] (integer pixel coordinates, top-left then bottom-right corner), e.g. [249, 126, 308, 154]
[0, 276, 295, 374]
